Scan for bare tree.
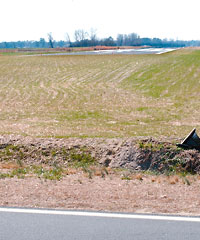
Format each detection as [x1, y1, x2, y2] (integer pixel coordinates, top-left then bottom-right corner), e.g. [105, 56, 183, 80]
[74, 29, 88, 42]
[90, 28, 97, 41]
[89, 28, 98, 46]
[65, 32, 71, 47]
[116, 34, 124, 46]
[47, 32, 54, 48]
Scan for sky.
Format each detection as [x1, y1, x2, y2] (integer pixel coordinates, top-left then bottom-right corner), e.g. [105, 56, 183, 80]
[1, 0, 200, 42]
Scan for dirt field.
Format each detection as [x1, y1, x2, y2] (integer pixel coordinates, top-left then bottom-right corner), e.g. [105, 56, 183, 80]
[1, 171, 200, 215]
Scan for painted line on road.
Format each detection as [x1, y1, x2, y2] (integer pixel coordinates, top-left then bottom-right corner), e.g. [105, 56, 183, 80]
[0, 207, 200, 222]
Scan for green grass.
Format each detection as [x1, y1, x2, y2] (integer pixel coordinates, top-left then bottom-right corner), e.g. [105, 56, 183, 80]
[0, 48, 200, 138]
[69, 150, 96, 168]
[124, 50, 200, 99]
[0, 165, 64, 180]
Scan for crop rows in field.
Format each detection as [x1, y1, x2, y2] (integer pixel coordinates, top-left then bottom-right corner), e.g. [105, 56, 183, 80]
[0, 48, 200, 138]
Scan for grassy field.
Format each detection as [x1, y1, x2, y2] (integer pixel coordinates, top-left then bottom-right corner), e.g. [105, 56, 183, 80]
[0, 48, 200, 138]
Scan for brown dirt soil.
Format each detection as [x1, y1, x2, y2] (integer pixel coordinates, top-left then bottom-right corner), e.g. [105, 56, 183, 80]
[1, 173, 200, 215]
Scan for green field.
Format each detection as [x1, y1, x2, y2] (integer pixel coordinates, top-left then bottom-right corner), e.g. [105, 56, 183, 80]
[0, 48, 200, 138]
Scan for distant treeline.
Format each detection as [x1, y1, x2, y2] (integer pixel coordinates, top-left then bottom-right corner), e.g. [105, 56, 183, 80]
[1, 32, 200, 49]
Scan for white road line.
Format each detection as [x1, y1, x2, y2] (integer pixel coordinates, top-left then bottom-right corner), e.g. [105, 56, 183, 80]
[0, 208, 200, 222]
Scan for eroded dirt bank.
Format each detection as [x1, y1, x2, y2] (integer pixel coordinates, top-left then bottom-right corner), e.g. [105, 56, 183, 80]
[0, 135, 200, 173]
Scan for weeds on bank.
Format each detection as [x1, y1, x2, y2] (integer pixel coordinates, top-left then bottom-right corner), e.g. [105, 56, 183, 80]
[137, 140, 179, 152]
[0, 163, 195, 185]
[0, 148, 109, 180]
[0, 167, 29, 179]
[31, 165, 63, 180]
[0, 165, 64, 180]
[0, 144, 20, 160]
[0, 144, 110, 180]
[118, 166, 194, 186]
[69, 150, 96, 168]
[138, 141, 165, 151]
[0, 144, 196, 184]
[67, 150, 109, 179]
[0, 164, 111, 181]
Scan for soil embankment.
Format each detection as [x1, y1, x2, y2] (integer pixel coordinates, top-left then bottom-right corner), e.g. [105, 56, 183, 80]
[0, 135, 200, 174]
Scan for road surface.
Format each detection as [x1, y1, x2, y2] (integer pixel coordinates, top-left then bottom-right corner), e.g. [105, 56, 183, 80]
[0, 208, 200, 240]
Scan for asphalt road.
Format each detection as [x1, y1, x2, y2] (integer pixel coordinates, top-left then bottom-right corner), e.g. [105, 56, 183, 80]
[0, 208, 200, 240]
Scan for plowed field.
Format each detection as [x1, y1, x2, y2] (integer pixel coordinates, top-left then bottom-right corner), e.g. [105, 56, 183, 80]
[0, 48, 200, 138]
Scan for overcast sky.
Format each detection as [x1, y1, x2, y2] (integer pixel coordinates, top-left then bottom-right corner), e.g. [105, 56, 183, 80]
[1, 0, 200, 42]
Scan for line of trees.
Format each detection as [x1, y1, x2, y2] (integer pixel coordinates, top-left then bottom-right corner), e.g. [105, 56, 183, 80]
[1, 30, 200, 49]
